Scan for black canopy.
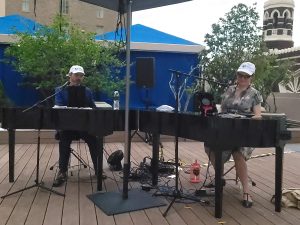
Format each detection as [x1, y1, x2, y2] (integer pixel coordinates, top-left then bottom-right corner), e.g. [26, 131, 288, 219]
[80, 0, 191, 12]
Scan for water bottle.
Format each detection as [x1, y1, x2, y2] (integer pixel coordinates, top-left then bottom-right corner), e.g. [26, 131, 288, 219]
[113, 91, 120, 110]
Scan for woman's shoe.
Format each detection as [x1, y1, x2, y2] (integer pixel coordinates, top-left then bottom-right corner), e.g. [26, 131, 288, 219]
[242, 193, 253, 208]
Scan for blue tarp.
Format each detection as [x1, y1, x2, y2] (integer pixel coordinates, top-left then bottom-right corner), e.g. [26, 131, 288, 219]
[0, 14, 43, 106]
[96, 24, 199, 45]
[0, 44, 39, 106]
[97, 24, 201, 110]
[121, 51, 199, 111]
[0, 14, 43, 35]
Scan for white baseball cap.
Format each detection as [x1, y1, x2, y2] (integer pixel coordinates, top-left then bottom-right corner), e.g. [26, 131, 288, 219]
[68, 65, 85, 75]
[237, 62, 256, 76]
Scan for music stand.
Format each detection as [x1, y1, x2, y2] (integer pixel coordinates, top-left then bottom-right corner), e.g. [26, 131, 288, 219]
[1, 109, 64, 199]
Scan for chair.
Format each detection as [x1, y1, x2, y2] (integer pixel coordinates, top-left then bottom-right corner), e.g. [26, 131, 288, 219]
[50, 131, 90, 176]
[223, 162, 256, 187]
[205, 153, 256, 188]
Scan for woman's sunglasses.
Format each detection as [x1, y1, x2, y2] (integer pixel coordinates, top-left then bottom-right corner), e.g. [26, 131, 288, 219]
[237, 73, 251, 79]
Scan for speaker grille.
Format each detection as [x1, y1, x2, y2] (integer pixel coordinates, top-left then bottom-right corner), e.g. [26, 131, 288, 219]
[136, 57, 155, 88]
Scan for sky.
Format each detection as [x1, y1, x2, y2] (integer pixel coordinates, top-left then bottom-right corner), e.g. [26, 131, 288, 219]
[132, 0, 300, 47]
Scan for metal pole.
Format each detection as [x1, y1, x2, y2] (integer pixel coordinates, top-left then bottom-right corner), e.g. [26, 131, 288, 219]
[123, 0, 132, 199]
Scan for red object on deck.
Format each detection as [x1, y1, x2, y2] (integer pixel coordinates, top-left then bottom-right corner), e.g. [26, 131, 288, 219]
[190, 160, 201, 183]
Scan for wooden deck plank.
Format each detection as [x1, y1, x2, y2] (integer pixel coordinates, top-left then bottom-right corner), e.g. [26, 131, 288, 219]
[1, 144, 48, 225]
[23, 144, 56, 225]
[114, 213, 134, 225]
[61, 176, 80, 225]
[0, 141, 299, 225]
[144, 208, 170, 225]
[159, 206, 188, 225]
[129, 211, 152, 225]
[78, 144, 98, 225]
[42, 145, 66, 225]
[172, 203, 206, 225]
[0, 144, 31, 183]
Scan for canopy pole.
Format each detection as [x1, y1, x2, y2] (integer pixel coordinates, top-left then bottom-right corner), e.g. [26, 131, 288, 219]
[122, 0, 132, 199]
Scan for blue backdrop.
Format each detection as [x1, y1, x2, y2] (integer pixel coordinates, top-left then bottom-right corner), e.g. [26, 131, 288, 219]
[1, 45, 199, 111]
[0, 44, 39, 106]
[0, 16, 201, 111]
[120, 51, 199, 111]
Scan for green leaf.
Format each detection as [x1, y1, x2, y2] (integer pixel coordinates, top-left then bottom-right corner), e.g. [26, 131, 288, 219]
[3, 14, 126, 96]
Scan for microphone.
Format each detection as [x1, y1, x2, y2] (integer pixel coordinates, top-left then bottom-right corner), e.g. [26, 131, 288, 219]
[168, 69, 186, 75]
[22, 81, 70, 113]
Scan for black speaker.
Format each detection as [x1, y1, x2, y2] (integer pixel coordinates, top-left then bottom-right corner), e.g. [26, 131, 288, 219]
[136, 57, 155, 88]
[107, 150, 124, 171]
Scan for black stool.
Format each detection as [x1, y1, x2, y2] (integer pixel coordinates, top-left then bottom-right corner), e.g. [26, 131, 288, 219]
[50, 132, 90, 176]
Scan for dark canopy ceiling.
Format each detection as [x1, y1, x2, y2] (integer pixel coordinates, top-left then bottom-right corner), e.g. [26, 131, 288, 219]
[79, 0, 191, 12]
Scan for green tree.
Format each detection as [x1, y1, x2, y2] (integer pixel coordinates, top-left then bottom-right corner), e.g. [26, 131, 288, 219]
[251, 48, 293, 111]
[198, 3, 293, 108]
[3, 15, 125, 97]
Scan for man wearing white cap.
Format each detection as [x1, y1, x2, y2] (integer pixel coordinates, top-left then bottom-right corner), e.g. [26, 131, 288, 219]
[53, 65, 102, 187]
[205, 62, 262, 208]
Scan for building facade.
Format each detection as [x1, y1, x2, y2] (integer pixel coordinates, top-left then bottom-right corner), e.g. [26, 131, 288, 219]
[0, 0, 118, 35]
[263, 0, 300, 93]
[263, 0, 295, 49]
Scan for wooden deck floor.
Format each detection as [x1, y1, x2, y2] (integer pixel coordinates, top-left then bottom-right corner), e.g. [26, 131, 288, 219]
[0, 140, 299, 225]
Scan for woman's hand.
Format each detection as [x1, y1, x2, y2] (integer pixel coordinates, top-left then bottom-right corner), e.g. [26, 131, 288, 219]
[251, 115, 262, 119]
[252, 104, 262, 119]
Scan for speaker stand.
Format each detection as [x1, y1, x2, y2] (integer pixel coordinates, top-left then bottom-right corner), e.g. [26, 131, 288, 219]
[130, 108, 152, 145]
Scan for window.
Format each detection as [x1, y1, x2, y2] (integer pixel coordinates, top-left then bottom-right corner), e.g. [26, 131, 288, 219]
[96, 26, 104, 35]
[273, 12, 278, 28]
[96, 7, 104, 18]
[283, 10, 291, 26]
[264, 11, 269, 20]
[61, 0, 69, 14]
[22, 0, 30, 12]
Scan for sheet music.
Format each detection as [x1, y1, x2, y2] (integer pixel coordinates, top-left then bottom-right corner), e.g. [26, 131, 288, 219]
[52, 105, 93, 110]
[218, 113, 246, 119]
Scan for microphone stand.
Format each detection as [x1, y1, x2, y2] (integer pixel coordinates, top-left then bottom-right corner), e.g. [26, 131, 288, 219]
[1, 82, 69, 199]
[23, 81, 70, 113]
[158, 69, 208, 217]
[168, 69, 229, 87]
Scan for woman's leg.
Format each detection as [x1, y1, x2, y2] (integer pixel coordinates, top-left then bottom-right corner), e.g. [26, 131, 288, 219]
[232, 151, 252, 202]
[205, 146, 216, 168]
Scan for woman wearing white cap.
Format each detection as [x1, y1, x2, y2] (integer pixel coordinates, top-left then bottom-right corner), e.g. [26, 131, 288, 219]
[205, 62, 262, 208]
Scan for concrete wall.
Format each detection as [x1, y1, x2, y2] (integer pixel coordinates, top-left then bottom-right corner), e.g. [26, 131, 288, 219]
[0, 1, 5, 16]
[4, 0, 117, 34]
[266, 93, 300, 121]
